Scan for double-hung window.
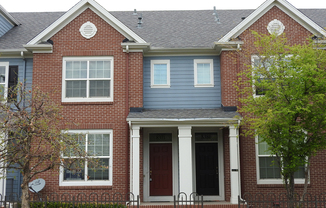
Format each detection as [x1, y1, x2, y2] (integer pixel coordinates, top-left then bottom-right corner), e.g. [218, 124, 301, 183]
[60, 130, 113, 186]
[62, 57, 113, 102]
[0, 62, 9, 100]
[151, 60, 170, 88]
[194, 59, 214, 87]
[0, 63, 18, 101]
[256, 136, 305, 184]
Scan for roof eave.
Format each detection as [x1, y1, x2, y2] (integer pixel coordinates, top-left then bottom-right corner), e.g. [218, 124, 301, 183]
[127, 117, 240, 126]
[0, 4, 20, 26]
[0, 49, 33, 57]
[23, 44, 53, 53]
[143, 46, 220, 56]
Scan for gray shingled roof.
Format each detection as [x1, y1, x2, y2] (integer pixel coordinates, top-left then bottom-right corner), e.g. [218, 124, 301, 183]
[1, 9, 326, 50]
[127, 108, 240, 120]
[0, 12, 64, 50]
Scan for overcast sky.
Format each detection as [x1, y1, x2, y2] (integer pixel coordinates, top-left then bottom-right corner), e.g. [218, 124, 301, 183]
[1, 0, 326, 12]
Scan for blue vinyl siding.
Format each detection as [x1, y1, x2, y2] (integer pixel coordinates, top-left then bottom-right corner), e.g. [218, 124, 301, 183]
[0, 58, 33, 199]
[143, 56, 221, 109]
[0, 58, 33, 88]
[0, 15, 13, 38]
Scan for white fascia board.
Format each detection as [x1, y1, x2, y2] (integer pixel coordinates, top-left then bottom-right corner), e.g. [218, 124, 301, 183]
[23, 44, 53, 53]
[218, 0, 326, 43]
[143, 47, 219, 56]
[26, 0, 146, 46]
[0, 4, 20, 26]
[126, 118, 240, 128]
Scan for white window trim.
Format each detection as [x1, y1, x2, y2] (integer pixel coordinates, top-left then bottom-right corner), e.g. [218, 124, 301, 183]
[255, 135, 305, 184]
[194, 59, 214, 87]
[62, 57, 114, 102]
[150, 60, 170, 88]
[0, 62, 9, 100]
[59, 129, 113, 186]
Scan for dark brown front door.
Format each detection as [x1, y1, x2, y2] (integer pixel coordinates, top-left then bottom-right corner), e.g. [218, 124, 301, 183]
[195, 143, 219, 195]
[150, 143, 173, 196]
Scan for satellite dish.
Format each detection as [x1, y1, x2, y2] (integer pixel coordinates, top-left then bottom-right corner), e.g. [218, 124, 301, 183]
[28, 178, 45, 193]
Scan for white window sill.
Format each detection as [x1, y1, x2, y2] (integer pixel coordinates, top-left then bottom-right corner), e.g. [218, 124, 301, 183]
[257, 178, 306, 185]
[62, 97, 113, 102]
[150, 85, 170, 88]
[59, 181, 112, 186]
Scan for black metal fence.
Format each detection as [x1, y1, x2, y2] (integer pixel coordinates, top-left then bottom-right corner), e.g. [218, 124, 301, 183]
[0, 192, 204, 208]
[0, 192, 139, 208]
[238, 192, 326, 208]
[174, 192, 203, 208]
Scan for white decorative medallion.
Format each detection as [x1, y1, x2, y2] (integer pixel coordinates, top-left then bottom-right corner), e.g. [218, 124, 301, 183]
[79, 21, 97, 39]
[267, 19, 285, 36]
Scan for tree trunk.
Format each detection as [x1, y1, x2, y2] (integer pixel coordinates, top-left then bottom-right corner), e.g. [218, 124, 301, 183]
[21, 171, 31, 208]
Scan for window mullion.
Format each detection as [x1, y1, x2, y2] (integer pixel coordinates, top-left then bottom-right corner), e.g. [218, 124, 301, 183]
[86, 61, 90, 99]
[85, 133, 88, 182]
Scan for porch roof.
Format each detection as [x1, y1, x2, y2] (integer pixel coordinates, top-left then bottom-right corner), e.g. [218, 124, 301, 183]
[127, 108, 240, 121]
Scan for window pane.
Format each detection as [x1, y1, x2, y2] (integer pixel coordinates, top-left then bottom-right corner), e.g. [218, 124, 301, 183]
[0, 66, 5, 83]
[149, 133, 172, 142]
[88, 158, 109, 180]
[64, 134, 86, 157]
[63, 159, 85, 181]
[89, 80, 110, 97]
[259, 157, 281, 179]
[66, 61, 87, 79]
[66, 81, 86, 98]
[258, 140, 271, 155]
[89, 61, 111, 78]
[153, 64, 167, 85]
[88, 134, 110, 156]
[197, 63, 211, 84]
[294, 166, 305, 178]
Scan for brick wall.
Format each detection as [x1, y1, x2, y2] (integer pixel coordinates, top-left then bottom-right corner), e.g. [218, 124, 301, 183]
[32, 8, 143, 196]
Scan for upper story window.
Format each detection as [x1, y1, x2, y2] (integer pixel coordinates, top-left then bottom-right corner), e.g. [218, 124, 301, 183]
[60, 129, 113, 186]
[62, 57, 113, 102]
[0, 62, 9, 99]
[0, 63, 18, 102]
[256, 135, 305, 184]
[151, 60, 170, 88]
[194, 59, 214, 87]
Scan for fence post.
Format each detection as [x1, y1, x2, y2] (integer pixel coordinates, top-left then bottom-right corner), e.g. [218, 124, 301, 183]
[73, 195, 75, 208]
[174, 195, 176, 208]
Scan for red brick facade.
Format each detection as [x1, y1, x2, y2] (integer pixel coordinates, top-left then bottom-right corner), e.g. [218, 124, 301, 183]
[32, 8, 143, 195]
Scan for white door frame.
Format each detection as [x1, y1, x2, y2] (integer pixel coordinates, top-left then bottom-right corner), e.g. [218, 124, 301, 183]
[143, 127, 179, 202]
[192, 127, 225, 201]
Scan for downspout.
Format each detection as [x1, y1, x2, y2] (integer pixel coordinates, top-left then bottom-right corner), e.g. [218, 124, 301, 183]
[125, 45, 130, 195]
[237, 119, 243, 202]
[21, 51, 26, 107]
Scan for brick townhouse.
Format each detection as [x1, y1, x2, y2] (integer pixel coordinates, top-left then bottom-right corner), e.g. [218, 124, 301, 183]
[0, 0, 326, 206]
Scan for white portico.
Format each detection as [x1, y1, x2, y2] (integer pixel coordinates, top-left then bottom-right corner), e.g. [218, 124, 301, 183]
[128, 108, 241, 204]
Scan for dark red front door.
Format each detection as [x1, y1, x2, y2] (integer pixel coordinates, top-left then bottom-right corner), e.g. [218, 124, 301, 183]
[150, 143, 172, 196]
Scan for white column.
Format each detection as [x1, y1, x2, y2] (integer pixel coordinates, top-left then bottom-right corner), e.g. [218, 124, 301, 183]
[130, 126, 140, 201]
[178, 126, 193, 196]
[229, 124, 240, 204]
